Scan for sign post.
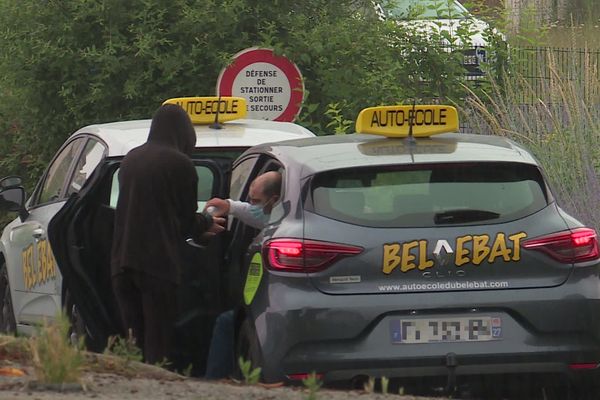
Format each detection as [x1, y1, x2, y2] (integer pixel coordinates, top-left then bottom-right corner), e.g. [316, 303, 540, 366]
[216, 47, 304, 122]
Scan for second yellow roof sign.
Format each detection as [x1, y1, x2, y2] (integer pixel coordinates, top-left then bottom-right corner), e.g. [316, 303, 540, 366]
[356, 105, 459, 138]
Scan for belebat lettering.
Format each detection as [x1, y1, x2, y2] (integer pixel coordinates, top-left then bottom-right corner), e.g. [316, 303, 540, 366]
[370, 108, 448, 128]
[382, 232, 528, 274]
[178, 99, 239, 115]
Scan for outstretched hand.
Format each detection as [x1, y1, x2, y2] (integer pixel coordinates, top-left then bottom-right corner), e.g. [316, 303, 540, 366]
[205, 198, 230, 217]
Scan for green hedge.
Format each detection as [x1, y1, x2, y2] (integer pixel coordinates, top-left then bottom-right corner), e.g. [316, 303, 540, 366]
[0, 0, 504, 190]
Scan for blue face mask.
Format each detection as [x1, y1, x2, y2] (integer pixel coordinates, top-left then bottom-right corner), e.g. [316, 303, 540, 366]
[249, 204, 269, 226]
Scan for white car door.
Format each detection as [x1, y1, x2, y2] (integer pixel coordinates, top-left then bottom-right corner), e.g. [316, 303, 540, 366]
[9, 136, 106, 331]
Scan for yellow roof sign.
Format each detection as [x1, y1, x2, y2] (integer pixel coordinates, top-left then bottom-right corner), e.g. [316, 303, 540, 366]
[356, 105, 459, 137]
[163, 96, 247, 125]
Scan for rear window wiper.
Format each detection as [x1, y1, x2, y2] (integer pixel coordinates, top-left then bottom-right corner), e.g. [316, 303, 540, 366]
[434, 209, 500, 224]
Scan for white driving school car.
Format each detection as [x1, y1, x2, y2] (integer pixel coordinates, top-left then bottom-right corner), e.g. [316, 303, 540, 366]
[0, 97, 314, 365]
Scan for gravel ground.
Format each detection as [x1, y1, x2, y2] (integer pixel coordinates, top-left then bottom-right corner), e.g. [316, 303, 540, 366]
[0, 344, 441, 400]
[0, 372, 439, 400]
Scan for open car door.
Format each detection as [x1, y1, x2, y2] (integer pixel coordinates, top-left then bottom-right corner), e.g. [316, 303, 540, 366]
[48, 158, 231, 372]
[48, 160, 121, 351]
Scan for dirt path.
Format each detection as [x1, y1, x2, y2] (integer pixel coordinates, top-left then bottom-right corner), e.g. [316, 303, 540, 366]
[0, 371, 437, 400]
[0, 337, 439, 400]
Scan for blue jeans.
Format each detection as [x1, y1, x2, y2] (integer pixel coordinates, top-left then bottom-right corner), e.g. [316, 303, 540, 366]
[205, 310, 235, 379]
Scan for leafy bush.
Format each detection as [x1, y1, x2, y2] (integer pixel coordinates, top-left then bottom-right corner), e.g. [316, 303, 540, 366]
[0, 0, 505, 191]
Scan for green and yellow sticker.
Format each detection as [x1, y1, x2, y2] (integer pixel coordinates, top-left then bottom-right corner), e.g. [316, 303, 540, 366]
[243, 253, 263, 305]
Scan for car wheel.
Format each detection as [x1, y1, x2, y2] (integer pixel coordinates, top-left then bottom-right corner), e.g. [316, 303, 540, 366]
[0, 261, 17, 335]
[235, 319, 264, 382]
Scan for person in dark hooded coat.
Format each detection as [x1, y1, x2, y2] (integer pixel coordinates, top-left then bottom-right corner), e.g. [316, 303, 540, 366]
[111, 103, 223, 365]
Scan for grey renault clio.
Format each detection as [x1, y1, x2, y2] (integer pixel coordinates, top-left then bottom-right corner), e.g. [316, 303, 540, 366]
[225, 105, 600, 396]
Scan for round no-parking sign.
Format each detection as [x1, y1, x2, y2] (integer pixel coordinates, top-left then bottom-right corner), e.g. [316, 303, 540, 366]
[216, 48, 304, 122]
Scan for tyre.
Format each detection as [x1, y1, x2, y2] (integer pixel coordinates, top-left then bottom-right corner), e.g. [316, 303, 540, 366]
[235, 319, 264, 382]
[0, 260, 17, 335]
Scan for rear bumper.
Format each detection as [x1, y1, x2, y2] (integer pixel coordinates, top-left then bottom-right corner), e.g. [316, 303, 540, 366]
[287, 347, 600, 382]
[250, 267, 600, 382]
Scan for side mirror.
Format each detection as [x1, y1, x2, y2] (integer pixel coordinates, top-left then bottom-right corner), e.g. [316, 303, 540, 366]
[0, 187, 25, 212]
[0, 186, 29, 221]
[0, 176, 22, 190]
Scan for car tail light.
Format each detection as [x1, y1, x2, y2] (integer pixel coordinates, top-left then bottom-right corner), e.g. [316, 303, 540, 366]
[287, 372, 324, 381]
[521, 228, 600, 264]
[569, 363, 599, 370]
[263, 238, 363, 273]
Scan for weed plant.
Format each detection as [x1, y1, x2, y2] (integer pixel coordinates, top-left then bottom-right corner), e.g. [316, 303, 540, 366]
[238, 356, 261, 385]
[381, 376, 390, 394]
[462, 47, 600, 231]
[363, 376, 376, 393]
[104, 331, 143, 364]
[29, 312, 84, 384]
[302, 372, 322, 400]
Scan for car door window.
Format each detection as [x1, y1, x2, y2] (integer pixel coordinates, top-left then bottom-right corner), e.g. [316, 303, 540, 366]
[196, 165, 216, 211]
[229, 156, 259, 201]
[109, 164, 217, 211]
[254, 161, 285, 225]
[36, 138, 85, 205]
[67, 139, 107, 195]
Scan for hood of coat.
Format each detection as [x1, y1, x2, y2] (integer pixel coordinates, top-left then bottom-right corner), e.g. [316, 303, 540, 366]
[147, 104, 196, 155]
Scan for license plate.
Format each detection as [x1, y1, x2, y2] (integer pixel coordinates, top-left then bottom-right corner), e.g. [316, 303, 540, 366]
[390, 316, 502, 344]
[463, 55, 479, 65]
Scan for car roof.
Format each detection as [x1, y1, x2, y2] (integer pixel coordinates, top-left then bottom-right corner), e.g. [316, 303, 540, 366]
[250, 133, 540, 178]
[72, 118, 315, 157]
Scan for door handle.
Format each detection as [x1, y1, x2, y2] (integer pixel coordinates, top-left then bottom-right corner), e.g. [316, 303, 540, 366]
[186, 238, 205, 249]
[32, 228, 45, 239]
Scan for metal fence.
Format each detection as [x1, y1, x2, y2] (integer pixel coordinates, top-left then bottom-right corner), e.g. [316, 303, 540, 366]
[458, 46, 600, 132]
[501, 46, 600, 104]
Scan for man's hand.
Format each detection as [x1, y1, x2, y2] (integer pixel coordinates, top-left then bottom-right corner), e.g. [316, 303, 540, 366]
[209, 216, 226, 234]
[205, 198, 230, 217]
[200, 216, 226, 240]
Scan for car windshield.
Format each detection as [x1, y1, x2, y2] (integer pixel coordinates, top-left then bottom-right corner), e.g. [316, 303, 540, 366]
[309, 162, 549, 228]
[385, 0, 470, 20]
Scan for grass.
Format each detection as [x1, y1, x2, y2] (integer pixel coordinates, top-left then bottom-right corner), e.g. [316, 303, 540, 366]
[238, 356, 261, 385]
[104, 331, 143, 364]
[302, 372, 322, 400]
[1, 314, 184, 386]
[461, 47, 600, 232]
[545, 25, 600, 49]
[0, 334, 30, 364]
[29, 312, 84, 385]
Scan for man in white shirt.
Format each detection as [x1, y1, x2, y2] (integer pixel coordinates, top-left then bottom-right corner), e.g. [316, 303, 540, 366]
[205, 170, 281, 229]
[203, 171, 281, 379]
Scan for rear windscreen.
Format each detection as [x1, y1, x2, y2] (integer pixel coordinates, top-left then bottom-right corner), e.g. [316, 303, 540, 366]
[309, 162, 549, 227]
